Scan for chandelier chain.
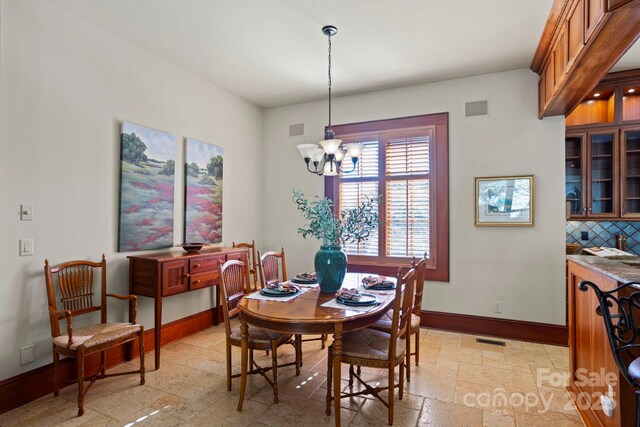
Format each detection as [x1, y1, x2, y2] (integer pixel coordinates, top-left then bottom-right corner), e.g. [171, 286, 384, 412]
[327, 34, 332, 129]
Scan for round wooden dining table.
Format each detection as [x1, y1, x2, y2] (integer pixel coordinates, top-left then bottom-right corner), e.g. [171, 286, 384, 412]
[237, 272, 397, 427]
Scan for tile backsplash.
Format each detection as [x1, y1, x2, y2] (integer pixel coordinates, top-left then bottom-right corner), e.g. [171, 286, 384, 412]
[566, 221, 640, 255]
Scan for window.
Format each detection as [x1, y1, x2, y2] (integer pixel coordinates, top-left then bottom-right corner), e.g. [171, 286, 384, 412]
[326, 113, 449, 281]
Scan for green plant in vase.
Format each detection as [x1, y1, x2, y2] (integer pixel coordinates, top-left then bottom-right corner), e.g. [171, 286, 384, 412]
[292, 189, 380, 292]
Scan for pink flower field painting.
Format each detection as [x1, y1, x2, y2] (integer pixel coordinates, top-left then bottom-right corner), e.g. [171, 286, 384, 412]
[184, 138, 223, 244]
[118, 122, 176, 252]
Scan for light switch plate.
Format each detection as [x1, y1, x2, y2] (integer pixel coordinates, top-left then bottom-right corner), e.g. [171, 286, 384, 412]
[20, 204, 33, 221]
[19, 239, 34, 256]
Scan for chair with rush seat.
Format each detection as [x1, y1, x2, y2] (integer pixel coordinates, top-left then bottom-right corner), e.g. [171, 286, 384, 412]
[579, 280, 640, 427]
[257, 247, 288, 289]
[258, 247, 327, 350]
[219, 259, 301, 403]
[43, 255, 145, 416]
[326, 267, 415, 426]
[370, 253, 427, 381]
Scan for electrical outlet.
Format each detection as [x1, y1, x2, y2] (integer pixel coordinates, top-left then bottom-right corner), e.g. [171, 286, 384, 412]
[493, 301, 502, 313]
[581, 231, 589, 241]
[21, 345, 34, 365]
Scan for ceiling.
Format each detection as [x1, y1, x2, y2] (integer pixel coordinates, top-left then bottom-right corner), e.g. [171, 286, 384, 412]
[612, 39, 640, 73]
[48, 0, 639, 108]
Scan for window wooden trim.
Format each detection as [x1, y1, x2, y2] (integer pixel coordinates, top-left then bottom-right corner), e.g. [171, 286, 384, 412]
[325, 113, 449, 282]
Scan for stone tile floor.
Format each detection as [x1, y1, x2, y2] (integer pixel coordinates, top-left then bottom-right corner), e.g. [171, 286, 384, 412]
[0, 320, 583, 426]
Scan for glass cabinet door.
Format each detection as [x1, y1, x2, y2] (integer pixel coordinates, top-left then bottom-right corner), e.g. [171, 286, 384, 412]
[622, 128, 640, 217]
[588, 131, 618, 217]
[565, 134, 585, 218]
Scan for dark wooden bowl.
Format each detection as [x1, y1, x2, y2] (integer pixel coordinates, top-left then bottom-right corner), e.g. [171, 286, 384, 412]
[177, 243, 206, 253]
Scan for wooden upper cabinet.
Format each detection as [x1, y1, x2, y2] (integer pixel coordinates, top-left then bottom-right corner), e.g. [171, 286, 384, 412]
[539, 74, 547, 110]
[587, 130, 619, 217]
[567, 0, 585, 68]
[621, 127, 640, 217]
[554, 28, 568, 84]
[545, 56, 556, 98]
[585, 0, 605, 42]
[532, 0, 640, 118]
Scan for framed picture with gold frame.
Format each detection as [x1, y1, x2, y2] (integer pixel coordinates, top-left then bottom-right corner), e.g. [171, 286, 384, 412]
[475, 175, 534, 227]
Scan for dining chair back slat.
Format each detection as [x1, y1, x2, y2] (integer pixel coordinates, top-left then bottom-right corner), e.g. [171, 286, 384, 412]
[45, 258, 105, 328]
[219, 260, 251, 335]
[258, 248, 287, 289]
[412, 254, 428, 316]
[232, 240, 259, 291]
[391, 268, 415, 356]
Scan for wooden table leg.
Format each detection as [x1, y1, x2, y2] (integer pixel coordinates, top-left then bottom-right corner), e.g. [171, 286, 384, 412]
[333, 323, 343, 427]
[238, 316, 249, 412]
[154, 295, 162, 370]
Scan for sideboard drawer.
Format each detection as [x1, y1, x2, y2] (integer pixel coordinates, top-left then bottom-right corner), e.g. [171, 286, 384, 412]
[190, 255, 224, 273]
[190, 271, 219, 290]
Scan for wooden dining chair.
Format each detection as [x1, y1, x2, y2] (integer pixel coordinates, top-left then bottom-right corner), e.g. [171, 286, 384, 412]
[257, 248, 288, 289]
[219, 259, 301, 404]
[326, 267, 415, 426]
[258, 248, 326, 349]
[370, 253, 427, 381]
[232, 240, 259, 291]
[44, 255, 145, 416]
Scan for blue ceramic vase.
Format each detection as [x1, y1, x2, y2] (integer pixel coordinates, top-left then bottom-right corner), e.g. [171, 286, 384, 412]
[314, 245, 347, 293]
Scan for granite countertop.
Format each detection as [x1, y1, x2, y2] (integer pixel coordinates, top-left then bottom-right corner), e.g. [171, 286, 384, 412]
[567, 255, 640, 283]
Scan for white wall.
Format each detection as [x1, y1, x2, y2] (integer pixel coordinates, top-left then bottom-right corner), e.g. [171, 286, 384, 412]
[0, 0, 263, 380]
[263, 69, 566, 326]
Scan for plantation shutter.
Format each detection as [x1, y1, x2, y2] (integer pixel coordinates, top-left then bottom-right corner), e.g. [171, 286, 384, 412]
[340, 181, 379, 255]
[339, 140, 379, 256]
[385, 133, 431, 258]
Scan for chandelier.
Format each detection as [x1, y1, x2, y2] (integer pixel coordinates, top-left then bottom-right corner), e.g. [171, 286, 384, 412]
[296, 25, 362, 176]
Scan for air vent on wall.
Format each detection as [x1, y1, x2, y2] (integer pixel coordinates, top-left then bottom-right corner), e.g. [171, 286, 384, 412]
[289, 123, 304, 137]
[465, 100, 489, 118]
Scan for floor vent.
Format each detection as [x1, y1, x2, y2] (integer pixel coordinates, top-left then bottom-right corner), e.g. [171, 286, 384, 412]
[476, 338, 506, 346]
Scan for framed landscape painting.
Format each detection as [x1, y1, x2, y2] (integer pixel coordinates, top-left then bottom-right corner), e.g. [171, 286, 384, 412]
[475, 175, 534, 227]
[184, 138, 223, 243]
[118, 122, 176, 251]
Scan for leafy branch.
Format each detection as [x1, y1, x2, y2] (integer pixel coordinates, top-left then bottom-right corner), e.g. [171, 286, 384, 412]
[292, 189, 380, 247]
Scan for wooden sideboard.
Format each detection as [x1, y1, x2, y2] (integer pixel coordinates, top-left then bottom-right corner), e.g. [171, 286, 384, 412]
[128, 247, 247, 369]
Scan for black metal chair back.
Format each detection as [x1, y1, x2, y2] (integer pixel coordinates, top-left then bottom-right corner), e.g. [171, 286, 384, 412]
[579, 280, 640, 390]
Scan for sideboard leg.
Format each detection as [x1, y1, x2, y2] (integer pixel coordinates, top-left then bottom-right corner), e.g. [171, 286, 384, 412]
[154, 295, 162, 370]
